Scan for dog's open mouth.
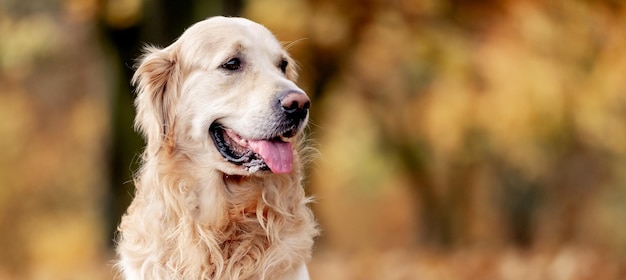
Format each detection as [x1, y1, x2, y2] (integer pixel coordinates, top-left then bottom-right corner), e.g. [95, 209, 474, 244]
[209, 123, 294, 174]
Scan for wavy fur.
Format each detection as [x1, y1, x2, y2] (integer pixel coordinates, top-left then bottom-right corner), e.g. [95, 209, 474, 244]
[115, 17, 318, 280]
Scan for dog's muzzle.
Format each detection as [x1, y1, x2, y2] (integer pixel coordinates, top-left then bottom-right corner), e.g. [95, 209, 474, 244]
[209, 90, 310, 174]
[210, 123, 298, 174]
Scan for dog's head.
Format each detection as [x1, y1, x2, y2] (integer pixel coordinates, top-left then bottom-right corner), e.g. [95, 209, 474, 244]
[132, 16, 310, 176]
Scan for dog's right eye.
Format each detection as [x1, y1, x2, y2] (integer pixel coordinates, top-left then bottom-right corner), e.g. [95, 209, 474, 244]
[279, 59, 288, 74]
[222, 58, 241, 71]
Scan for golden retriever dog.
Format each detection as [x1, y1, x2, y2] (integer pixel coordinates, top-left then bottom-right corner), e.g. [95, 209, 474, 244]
[115, 16, 318, 280]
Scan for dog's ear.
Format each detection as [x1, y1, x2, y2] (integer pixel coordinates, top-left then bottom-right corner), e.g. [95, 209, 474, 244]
[132, 45, 180, 151]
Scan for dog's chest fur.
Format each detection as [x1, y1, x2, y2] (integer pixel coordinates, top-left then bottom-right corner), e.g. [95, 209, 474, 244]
[117, 167, 316, 280]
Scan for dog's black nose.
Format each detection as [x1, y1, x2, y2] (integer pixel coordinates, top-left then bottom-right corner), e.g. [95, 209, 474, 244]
[280, 91, 310, 121]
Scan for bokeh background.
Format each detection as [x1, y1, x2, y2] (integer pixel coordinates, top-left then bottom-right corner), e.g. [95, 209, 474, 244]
[1, 0, 625, 279]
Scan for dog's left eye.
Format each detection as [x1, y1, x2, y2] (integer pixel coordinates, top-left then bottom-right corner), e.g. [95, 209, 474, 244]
[279, 59, 288, 74]
[222, 58, 242, 71]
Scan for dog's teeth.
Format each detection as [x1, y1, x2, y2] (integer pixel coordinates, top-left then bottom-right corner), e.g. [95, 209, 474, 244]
[280, 135, 290, 142]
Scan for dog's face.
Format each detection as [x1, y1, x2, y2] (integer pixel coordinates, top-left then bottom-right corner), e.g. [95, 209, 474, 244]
[132, 17, 310, 176]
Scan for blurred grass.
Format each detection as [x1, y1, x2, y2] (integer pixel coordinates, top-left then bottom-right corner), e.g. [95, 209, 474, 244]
[1, 0, 625, 279]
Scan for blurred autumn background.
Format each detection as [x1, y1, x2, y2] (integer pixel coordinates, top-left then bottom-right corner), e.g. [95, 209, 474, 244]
[1, 0, 626, 279]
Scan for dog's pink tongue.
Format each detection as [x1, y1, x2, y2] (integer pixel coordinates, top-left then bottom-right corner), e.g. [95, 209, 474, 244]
[248, 140, 293, 174]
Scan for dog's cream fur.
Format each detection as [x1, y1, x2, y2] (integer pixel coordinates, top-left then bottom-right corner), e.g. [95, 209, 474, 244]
[115, 17, 318, 280]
